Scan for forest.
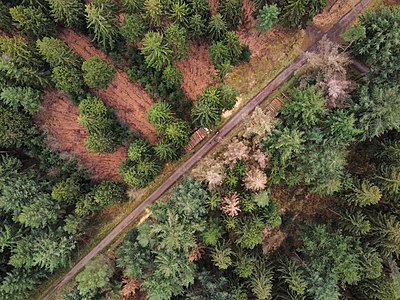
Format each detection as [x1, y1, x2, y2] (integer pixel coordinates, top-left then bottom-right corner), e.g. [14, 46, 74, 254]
[0, 0, 399, 300]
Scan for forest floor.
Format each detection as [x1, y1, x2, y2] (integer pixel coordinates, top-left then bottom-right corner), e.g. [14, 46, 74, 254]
[34, 91, 127, 182]
[57, 28, 158, 145]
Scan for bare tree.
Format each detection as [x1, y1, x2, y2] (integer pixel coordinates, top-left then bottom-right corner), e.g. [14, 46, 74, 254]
[241, 107, 274, 144]
[221, 192, 241, 217]
[306, 36, 355, 108]
[251, 149, 270, 169]
[192, 157, 225, 188]
[223, 138, 250, 166]
[243, 166, 268, 191]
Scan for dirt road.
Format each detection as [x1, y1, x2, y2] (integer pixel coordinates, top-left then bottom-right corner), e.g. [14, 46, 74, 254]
[42, 0, 372, 298]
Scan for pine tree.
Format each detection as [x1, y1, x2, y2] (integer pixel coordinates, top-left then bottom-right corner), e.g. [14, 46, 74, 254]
[140, 31, 172, 71]
[257, 4, 280, 32]
[218, 0, 243, 30]
[249, 259, 273, 300]
[346, 178, 382, 207]
[85, 3, 118, 50]
[211, 241, 233, 269]
[120, 14, 147, 43]
[169, 0, 190, 26]
[36, 37, 81, 68]
[9, 5, 55, 38]
[0, 86, 41, 115]
[47, 0, 85, 28]
[208, 13, 227, 41]
[0, 36, 39, 67]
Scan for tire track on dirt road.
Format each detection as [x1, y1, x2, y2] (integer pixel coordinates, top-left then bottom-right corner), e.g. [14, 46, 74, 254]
[42, 0, 372, 298]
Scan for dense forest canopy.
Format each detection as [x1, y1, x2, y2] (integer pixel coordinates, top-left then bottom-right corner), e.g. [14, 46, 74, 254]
[0, 0, 399, 299]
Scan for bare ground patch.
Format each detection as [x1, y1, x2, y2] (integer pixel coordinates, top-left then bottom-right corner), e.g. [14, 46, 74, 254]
[34, 90, 128, 181]
[175, 42, 218, 100]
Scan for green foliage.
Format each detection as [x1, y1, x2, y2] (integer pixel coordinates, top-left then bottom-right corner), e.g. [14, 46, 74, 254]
[370, 213, 400, 258]
[265, 126, 305, 166]
[277, 258, 308, 297]
[345, 178, 382, 207]
[144, 0, 164, 27]
[342, 24, 366, 44]
[121, 0, 144, 14]
[169, 0, 190, 26]
[52, 66, 85, 96]
[209, 41, 230, 70]
[257, 4, 280, 32]
[148, 101, 174, 131]
[0, 86, 41, 115]
[0, 36, 39, 67]
[235, 216, 264, 249]
[120, 14, 147, 43]
[323, 110, 360, 145]
[164, 120, 190, 148]
[353, 275, 398, 300]
[47, 0, 85, 28]
[93, 180, 127, 207]
[300, 225, 364, 299]
[118, 179, 207, 298]
[128, 138, 152, 162]
[281, 86, 326, 129]
[76, 256, 114, 297]
[141, 31, 172, 71]
[376, 166, 400, 195]
[339, 209, 371, 236]
[78, 95, 123, 153]
[219, 84, 238, 110]
[51, 178, 81, 205]
[0, 106, 32, 148]
[37, 37, 81, 69]
[162, 65, 183, 89]
[10, 5, 55, 38]
[0, 3, 11, 30]
[191, 86, 233, 128]
[353, 83, 400, 140]
[120, 159, 162, 187]
[82, 57, 116, 89]
[165, 24, 189, 60]
[0, 57, 51, 89]
[202, 218, 223, 246]
[234, 251, 256, 278]
[249, 259, 273, 300]
[351, 7, 400, 83]
[189, 14, 207, 39]
[212, 241, 233, 269]
[85, 3, 118, 50]
[208, 13, 227, 41]
[218, 0, 243, 30]
[253, 190, 270, 208]
[154, 140, 179, 161]
[183, 271, 234, 300]
[282, 0, 327, 28]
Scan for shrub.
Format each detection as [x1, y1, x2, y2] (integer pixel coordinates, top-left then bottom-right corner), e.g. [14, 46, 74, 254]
[0, 106, 32, 148]
[78, 96, 123, 153]
[84, 132, 121, 153]
[162, 65, 183, 89]
[81, 57, 116, 89]
[120, 14, 147, 43]
[219, 84, 237, 111]
[128, 139, 153, 162]
[93, 180, 127, 207]
[52, 66, 85, 97]
[51, 178, 81, 205]
[154, 140, 179, 161]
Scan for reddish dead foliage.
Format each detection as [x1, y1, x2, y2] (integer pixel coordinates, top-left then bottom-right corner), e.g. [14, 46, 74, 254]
[208, 0, 218, 16]
[58, 28, 158, 144]
[175, 42, 218, 100]
[34, 90, 128, 182]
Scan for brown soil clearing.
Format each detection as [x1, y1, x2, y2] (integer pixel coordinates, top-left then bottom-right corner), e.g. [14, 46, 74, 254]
[58, 28, 158, 144]
[34, 90, 127, 181]
[175, 42, 218, 100]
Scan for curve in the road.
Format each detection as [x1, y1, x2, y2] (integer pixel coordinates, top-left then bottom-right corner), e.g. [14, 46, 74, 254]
[42, 1, 372, 299]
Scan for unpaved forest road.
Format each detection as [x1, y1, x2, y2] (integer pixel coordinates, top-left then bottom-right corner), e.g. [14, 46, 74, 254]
[42, 1, 372, 299]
